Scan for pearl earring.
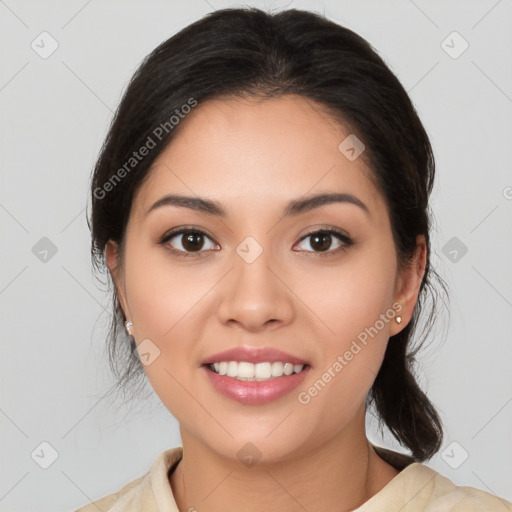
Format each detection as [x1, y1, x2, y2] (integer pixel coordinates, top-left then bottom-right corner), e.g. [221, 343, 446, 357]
[125, 321, 133, 336]
[395, 316, 402, 324]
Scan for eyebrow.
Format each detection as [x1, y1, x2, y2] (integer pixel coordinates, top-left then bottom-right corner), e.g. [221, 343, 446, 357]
[146, 192, 370, 218]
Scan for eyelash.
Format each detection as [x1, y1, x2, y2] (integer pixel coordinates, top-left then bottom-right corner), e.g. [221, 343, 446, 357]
[158, 226, 354, 258]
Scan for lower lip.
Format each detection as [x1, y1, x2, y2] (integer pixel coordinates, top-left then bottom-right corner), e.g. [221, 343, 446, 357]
[202, 365, 311, 405]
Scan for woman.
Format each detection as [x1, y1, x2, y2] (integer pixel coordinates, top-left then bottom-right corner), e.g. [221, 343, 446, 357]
[77, 7, 512, 511]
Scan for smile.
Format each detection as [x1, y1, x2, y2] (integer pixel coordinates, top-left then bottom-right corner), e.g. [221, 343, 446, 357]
[202, 362, 311, 404]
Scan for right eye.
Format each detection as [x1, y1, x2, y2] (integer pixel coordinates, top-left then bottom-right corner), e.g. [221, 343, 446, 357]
[159, 228, 219, 257]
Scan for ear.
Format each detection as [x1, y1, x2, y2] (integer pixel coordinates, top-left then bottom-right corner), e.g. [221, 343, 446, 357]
[105, 240, 131, 321]
[389, 234, 427, 336]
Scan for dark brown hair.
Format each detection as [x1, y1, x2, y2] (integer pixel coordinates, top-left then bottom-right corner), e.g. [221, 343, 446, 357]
[88, 7, 448, 461]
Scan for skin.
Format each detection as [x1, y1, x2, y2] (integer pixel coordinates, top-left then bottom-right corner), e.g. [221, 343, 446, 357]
[106, 94, 427, 512]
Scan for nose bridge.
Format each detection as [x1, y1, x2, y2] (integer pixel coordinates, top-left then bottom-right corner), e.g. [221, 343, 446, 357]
[232, 235, 278, 305]
[234, 237, 273, 291]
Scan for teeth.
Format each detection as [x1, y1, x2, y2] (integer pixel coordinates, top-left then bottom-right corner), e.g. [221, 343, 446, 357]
[283, 363, 294, 375]
[208, 361, 305, 381]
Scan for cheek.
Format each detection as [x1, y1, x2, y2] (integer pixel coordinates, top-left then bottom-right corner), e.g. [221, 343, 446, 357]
[306, 241, 397, 347]
[295, 242, 396, 412]
[124, 241, 205, 337]
[297, 290, 394, 432]
[122, 244, 214, 411]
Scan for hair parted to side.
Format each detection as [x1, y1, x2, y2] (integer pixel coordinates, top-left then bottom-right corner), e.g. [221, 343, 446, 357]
[88, 7, 448, 461]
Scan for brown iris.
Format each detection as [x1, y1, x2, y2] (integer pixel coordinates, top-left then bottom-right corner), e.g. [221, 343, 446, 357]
[309, 232, 332, 252]
[181, 232, 205, 252]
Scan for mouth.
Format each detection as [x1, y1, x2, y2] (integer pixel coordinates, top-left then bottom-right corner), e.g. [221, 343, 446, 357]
[203, 361, 311, 382]
[201, 361, 312, 405]
[200, 346, 312, 404]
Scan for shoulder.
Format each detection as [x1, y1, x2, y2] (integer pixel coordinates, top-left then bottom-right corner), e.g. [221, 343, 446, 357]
[74, 474, 145, 512]
[74, 447, 183, 512]
[388, 463, 512, 511]
[364, 445, 512, 511]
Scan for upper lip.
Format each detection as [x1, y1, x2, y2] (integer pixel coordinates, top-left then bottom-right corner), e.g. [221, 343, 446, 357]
[201, 346, 310, 366]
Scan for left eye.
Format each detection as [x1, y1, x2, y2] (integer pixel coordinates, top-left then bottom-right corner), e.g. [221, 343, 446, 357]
[294, 229, 351, 253]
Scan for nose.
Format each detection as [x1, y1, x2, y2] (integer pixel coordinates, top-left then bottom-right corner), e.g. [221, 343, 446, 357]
[216, 244, 295, 332]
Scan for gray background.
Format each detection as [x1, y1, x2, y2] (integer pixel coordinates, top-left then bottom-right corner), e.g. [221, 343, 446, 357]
[1, 0, 511, 510]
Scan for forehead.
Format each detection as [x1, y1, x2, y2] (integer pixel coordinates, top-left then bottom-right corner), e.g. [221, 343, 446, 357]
[134, 95, 387, 220]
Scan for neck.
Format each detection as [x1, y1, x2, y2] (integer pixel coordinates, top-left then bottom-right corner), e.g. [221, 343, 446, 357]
[169, 410, 399, 512]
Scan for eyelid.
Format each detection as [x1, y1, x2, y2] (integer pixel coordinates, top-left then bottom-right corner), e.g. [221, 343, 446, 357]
[159, 225, 215, 243]
[298, 226, 352, 243]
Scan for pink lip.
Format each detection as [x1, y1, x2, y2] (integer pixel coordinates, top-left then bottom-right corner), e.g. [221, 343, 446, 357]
[200, 346, 309, 366]
[201, 365, 312, 405]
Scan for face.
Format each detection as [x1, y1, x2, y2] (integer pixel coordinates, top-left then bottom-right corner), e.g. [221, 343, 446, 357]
[107, 94, 425, 463]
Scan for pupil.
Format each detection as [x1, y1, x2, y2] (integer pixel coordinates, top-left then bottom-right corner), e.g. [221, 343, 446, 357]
[311, 233, 331, 252]
[183, 232, 203, 251]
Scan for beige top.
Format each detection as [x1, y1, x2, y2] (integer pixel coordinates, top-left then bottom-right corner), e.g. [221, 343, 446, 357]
[75, 445, 512, 511]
